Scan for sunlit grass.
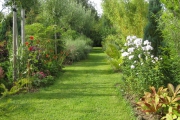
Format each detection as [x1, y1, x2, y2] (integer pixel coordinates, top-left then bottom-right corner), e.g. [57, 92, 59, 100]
[0, 47, 136, 120]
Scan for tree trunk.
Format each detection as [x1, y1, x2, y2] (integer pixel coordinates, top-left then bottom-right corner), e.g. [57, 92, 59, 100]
[21, 9, 25, 45]
[13, 5, 17, 81]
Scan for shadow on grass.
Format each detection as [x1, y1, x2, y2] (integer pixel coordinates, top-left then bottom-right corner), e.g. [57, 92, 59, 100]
[27, 81, 115, 100]
[9, 47, 114, 101]
[33, 92, 114, 100]
[64, 69, 113, 75]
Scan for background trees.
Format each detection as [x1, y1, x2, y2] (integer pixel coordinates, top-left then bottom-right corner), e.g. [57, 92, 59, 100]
[143, 0, 163, 56]
[101, 0, 180, 98]
[0, 0, 98, 93]
[101, 0, 148, 71]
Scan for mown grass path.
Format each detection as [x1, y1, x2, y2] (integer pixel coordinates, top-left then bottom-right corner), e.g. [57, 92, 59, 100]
[0, 47, 136, 120]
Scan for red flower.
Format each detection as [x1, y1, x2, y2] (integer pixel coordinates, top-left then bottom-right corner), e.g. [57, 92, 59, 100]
[29, 36, 34, 40]
[29, 46, 33, 51]
[25, 42, 29, 46]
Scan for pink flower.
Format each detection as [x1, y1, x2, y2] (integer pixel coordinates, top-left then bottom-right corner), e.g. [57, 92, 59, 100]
[37, 71, 46, 79]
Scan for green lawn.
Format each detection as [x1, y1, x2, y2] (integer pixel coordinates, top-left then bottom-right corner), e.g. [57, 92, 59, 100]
[0, 47, 136, 120]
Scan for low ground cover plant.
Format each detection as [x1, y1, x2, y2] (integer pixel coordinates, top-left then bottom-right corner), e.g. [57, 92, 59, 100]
[137, 83, 180, 120]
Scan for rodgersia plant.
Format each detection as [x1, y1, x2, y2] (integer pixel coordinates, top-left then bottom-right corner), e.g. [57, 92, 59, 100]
[121, 35, 163, 95]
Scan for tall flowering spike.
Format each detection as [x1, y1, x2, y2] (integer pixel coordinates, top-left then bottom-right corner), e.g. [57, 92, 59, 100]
[29, 36, 34, 40]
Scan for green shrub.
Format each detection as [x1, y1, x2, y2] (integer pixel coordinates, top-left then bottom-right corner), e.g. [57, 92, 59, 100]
[32, 73, 55, 88]
[102, 35, 124, 71]
[158, 11, 180, 85]
[64, 35, 93, 63]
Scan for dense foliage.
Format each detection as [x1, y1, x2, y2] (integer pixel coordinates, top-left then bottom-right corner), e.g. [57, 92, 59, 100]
[101, 0, 180, 118]
[102, 0, 148, 71]
[0, 0, 97, 96]
[1, 0, 180, 118]
[143, 0, 163, 56]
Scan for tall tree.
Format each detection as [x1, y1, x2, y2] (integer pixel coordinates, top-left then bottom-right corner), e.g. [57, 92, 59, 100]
[102, 0, 148, 38]
[143, 0, 163, 56]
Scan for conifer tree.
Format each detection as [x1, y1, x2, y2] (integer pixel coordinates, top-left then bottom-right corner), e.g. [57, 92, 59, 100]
[143, 0, 163, 56]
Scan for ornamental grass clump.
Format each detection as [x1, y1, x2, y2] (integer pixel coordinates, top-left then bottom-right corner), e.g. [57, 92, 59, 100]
[121, 35, 163, 95]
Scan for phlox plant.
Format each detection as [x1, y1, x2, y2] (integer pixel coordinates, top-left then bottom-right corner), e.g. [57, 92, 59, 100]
[121, 35, 164, 95]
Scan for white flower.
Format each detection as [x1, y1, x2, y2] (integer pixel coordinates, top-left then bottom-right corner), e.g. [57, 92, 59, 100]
[127, 37, 133, 42]
[128, 47, 134, 53]
[127, 35, 131, 40]
[134, 61, 137, 63]
[143, 40, 151, 45]
[127, 41, 133, 46]
[142, 46, 146, 51]
[151, 55, 154, 58]
[129, 55, 134, 60]
[146, 45, 153, 51]
[147, 52, 150, 55]
[141, 62, 144, 65]
[138, 54, 141, 58]
[132, 36, 137, 40]
[121, 49, 124, 52]
[134, 38, 142, 47]
[122, 52, 129, 57]
[131, 65, 135, 69]
[154, 57, 158, 61]
[152, 60, 155, 63]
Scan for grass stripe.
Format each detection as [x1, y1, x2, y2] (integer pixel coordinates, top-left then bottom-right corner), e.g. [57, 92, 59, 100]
[0, 47, 136, 120]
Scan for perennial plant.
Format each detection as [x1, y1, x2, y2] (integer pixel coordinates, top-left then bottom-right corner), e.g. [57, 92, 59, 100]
[122, 35, 163, 95]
